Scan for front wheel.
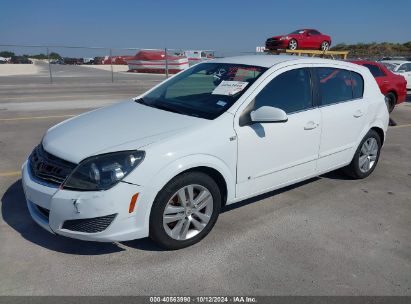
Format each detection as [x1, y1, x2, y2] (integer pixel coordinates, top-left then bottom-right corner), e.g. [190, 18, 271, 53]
[342, 130, 381, 179]
[288, 39, 298, 50]
[149, 172, 221, 250]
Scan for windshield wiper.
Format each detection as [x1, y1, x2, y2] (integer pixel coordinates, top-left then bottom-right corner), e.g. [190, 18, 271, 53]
[134, 98, 184, 114]
[151, 103, 185, 115]
[134, 98, 147, 105]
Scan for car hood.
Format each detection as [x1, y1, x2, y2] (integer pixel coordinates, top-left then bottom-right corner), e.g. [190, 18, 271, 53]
[42, 100, 206, 164]
[270, 35, 285, 39]
[270, 34, 301, 39]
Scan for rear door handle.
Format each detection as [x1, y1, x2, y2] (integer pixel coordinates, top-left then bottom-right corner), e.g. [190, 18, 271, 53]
[304, 121, 319, 130]
[353, 110, 363, 118]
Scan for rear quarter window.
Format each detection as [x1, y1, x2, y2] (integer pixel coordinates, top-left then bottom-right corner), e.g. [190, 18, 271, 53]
[363, 64, 386, 77]
[351, 71, 364, 99]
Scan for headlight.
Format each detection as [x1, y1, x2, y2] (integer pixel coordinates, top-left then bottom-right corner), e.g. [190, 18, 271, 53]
[63, 150, 145, 191]
[280, 36, 289, 41]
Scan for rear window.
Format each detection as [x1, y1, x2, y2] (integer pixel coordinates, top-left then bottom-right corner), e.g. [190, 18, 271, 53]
[316, 68, 364, 106]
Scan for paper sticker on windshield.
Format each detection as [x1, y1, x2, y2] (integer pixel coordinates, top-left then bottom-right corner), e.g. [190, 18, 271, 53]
[216, 100, 227, 107]
[212, 81, 248, 96]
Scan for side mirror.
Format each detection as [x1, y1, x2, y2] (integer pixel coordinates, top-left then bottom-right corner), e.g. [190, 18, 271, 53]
[398, 69, 406, 73]
[250, 106, 288, 124]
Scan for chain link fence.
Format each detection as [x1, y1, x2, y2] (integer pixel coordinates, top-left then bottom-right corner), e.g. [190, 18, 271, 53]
[0, 45, 241, 85]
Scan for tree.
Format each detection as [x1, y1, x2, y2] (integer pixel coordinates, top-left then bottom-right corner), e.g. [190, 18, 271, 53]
[49, 52, 62, 60]
[0, 51, 15, 57]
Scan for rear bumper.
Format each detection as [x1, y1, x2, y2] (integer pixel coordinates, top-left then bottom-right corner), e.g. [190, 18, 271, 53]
[21, 161, 153, 242]
[397, 90, 407, 104]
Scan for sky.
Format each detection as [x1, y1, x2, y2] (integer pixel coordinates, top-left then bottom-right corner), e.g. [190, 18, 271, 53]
[1, 0, 410, 56]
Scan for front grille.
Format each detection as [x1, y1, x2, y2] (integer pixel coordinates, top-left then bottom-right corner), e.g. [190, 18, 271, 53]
[265, 38, 281, 48]
[62, 214, 117, 233]
[29, 145, 76, 186]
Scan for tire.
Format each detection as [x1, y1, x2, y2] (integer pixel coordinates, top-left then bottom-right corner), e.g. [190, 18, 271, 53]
[385, 92, 396, 113]
[149, 172, 221, 250]
[288, 39, 298, 50]
[342, 129, 382, 179]
[320, 41, 330, 51]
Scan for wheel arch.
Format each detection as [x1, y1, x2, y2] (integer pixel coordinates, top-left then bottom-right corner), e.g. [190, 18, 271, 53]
[180, 166, 228, 207]
[387, 89, 398, 100]
[371, 126, 385, 145]
[147, 154, 235, 208]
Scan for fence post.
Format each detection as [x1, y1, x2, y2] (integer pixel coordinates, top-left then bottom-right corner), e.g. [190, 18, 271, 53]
[109, 48, 114, 83]
[165, 47, 169, 78]
[46, 47, 53, 84]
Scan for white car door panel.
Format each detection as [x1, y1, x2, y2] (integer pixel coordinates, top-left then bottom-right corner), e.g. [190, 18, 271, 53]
[234, 66, 321, 199]
[236, 109, 321, 198]
[318, 99, 366, 172]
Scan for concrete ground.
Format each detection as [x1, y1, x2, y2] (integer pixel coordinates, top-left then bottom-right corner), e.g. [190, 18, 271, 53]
[0, 69, 410, 295]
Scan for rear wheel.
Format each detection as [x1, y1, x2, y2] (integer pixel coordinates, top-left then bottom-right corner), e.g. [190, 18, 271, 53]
[149, 172, 221, 250]
[342, 130, 381, 179]
[288, 39, 298, 50]
[385, 92, 396, 113]
[320, 41, 330, 51]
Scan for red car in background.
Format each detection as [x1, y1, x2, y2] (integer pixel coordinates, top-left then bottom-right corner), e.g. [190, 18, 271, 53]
[352, 61, 407, 112]
[265, 29, 332, 51]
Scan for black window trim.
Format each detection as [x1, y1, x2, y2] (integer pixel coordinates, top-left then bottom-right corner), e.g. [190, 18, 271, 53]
[314, 67, 365, 108]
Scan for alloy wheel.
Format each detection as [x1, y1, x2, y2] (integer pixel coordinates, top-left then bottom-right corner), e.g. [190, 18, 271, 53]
[321, 41, 329, 51]
[289, 40, 298, 50]
[359, 137, 379, 173]
[163, 184, 213, 241]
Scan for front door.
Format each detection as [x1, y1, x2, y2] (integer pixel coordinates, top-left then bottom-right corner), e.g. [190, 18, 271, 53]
[235, 67, 321, 199]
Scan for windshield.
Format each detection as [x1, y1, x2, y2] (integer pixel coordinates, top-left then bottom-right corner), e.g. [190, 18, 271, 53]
[289, 29, 305, 34]
[137, 62, 267, 119]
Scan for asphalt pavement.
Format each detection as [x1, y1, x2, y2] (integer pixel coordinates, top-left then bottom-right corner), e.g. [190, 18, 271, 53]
[0, 69, 410, 296]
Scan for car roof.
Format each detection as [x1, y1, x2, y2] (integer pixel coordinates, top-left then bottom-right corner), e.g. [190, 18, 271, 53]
[211, 55, 352, 68]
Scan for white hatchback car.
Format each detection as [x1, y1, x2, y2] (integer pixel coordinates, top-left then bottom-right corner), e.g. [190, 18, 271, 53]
[22, 56, 389, 249]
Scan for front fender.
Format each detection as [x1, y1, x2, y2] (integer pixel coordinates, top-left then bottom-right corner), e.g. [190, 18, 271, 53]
[133, 154, 236, 235]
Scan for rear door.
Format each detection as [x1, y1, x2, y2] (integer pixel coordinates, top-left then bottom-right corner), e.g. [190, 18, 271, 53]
[315, 67, 367, 172]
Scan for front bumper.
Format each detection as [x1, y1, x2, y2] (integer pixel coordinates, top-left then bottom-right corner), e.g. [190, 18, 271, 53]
[21, 161, 153, 242]
[265, 39, 289, 50]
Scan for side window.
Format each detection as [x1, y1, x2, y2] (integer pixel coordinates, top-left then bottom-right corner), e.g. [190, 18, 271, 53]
[316, 68, 353, 105]
[254, 68, 312, 114]
[363, 64, 386, 77]
[400, 63, 411, 72]
[351, 71, 364, 99]
[309, 30, 321, 35]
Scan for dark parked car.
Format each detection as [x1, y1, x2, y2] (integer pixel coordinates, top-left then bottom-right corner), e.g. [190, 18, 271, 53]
[10, 56, 32, 64]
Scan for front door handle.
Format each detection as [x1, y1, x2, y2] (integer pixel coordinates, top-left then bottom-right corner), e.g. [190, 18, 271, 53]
[304, 121, 319, 130]
[353, 110, 363, 118]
